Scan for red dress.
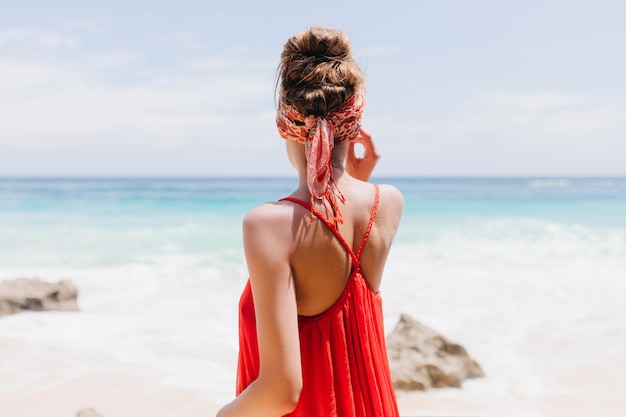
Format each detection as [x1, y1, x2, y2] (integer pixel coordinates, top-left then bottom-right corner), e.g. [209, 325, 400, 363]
[236, 185, 399, 417]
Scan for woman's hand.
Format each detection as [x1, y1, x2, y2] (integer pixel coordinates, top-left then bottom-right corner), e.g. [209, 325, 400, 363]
[346, 129, 381, 182]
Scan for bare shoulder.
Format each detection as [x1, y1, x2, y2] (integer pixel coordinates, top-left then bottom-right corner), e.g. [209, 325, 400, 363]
[372, 183, 403, 244]
[243, 202, 292, 232]
[377, 183, 404, 218]
[242, 202, 296, 253]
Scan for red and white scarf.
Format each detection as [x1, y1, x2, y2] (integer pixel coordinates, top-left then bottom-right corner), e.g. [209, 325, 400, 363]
[276, 90, 365, 225]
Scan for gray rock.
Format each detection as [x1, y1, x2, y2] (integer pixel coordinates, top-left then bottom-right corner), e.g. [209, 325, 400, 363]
[387, 313, 484, 390]
[0, 278, 79, 316]
[76, 408, 105, 417]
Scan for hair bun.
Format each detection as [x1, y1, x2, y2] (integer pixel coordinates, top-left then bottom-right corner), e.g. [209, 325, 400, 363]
[293, 27, 350, 60]
[279, 27, 364, 117]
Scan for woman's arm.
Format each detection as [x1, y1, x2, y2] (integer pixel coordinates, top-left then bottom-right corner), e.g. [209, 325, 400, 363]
[346, 128, 381, 182]
[217, 205, 302, 417]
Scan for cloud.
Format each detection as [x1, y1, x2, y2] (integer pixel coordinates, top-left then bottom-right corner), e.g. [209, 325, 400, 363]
[0, 24, 286, 177]
[0, 58, 59, 91]
[2, 20, 624, 176]
[444, 92, 626, 144]
[376, 91, 626, 143]
[0, 28, 79, 49]
[84, 52, 140, 68]
[365, 90, 626, 175]
[0, 57, 275, 149]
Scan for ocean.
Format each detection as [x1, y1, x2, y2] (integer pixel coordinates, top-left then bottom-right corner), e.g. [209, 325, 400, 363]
[1, 177, 625, 414]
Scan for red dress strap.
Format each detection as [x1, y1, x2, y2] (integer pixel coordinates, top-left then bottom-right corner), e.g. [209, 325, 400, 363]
[279, 184, 380, 267]
[355, 184, 380, 262]
[279, 196, 359, 266]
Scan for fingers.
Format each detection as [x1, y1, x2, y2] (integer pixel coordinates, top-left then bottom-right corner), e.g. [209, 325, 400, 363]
[358, 128, 372, 142]
[345, 128, 380, 182]
[353, 129, 369, 144]
[357, 129, 380, 161]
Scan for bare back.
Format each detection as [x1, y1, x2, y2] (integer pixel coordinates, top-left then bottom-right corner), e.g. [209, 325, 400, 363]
[281, 178, 403, 317]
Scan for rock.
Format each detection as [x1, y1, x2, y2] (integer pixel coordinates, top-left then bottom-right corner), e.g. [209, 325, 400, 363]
[0, 278, 79, 316]
[76, 409, 105, 417]
[387, 313, 484, 390]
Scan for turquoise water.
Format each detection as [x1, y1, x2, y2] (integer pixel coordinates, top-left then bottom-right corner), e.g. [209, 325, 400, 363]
[1, 177, 625, 267]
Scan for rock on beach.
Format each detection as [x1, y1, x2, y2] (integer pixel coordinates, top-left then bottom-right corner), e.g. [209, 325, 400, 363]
[76, 409, 106, 417]
[0, 278, 79, 316]
[387, 313, 484, 390]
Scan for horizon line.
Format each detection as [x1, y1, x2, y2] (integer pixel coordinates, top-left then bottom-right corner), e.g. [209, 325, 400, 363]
[1, 175, 626, 180]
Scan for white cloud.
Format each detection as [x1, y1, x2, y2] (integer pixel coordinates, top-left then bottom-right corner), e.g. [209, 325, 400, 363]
[365, 90, 626, 175]
[379, 91, 626, 143]
[0, 52, 275, 150]
[0, 58, 59, 91]
[1, 20, 624, 176]
[445, 92, 626, 142]
[0, 21, 282, 175]
[0, 28, 79, 49]
[84, 52, 140, 68]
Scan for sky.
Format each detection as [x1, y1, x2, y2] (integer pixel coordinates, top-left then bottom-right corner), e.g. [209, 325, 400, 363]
[1, 0, 625, 177]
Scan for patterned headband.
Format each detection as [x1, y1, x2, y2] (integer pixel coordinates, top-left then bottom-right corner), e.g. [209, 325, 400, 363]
[276, 90, 366, 225]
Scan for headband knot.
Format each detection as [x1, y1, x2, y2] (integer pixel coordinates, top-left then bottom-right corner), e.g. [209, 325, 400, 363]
[276, 90, 365, 226]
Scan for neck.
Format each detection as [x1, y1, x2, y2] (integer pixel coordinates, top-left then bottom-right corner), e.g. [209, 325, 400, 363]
[288, 139, 351, 196]
[296, 165, 348, 193]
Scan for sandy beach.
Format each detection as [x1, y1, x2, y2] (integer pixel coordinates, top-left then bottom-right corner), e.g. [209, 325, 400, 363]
[3, 357, 625, 417]
[0, 339, 222, 417]
[2, 327, 626, 417]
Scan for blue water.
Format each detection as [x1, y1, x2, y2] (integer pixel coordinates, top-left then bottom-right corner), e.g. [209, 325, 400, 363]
[1, 177, 625, 267]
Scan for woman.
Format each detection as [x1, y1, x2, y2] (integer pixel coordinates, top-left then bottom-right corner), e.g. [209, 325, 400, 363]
[217, 27, 403, 417]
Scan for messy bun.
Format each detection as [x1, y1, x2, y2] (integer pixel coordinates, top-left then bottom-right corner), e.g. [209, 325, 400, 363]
[278, 27, 364, 117]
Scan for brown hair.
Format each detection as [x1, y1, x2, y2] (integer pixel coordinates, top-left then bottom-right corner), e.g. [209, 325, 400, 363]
[278, 27, 364, 117]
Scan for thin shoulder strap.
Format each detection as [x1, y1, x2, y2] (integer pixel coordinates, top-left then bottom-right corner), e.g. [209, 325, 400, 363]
[279, 197, 359, 266]
[355, 184, 380, 262]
